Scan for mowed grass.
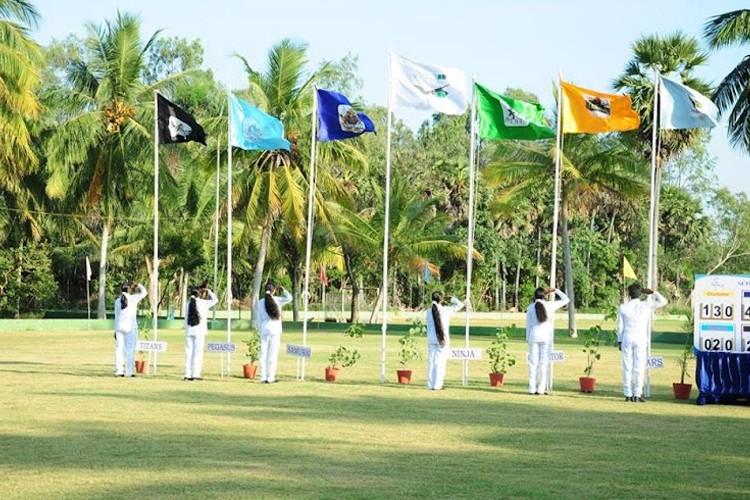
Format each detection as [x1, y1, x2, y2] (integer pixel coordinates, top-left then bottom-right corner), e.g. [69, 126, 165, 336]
[1, 327, 750, 499]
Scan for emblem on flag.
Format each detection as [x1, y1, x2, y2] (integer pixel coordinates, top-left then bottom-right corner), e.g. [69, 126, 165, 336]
[501, 103, 530, 127]
[583, 95, 611, 118]
[338, 105, 365, 133]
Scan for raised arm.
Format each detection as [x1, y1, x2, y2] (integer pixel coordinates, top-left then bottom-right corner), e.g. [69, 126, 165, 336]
[132, 284, 148, 302]
[205, 290, 218, 308]
[649, 291, 668, 310]
[275, 289, 293, 307]
[550, 288, 570, 311]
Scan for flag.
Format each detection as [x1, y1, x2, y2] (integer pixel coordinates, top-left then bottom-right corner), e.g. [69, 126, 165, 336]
[229, 94, 291, 151]
[85, 256, 92, 281]
[391, 52, 467, 115]
[475, 82, 555, 140]
[423, 261, 431, 284]
[623, 256, 637, 280]
[561, 81, 640, 134]
[320, 265, 329, 287]
[659, 75, 718, 130]
[156, 94, 207, 145]
[317, 89, 375, 142]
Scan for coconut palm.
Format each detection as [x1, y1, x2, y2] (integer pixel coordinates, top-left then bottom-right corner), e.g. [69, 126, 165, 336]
[484, 134, 647, 335]
[704, 9, 750, 152]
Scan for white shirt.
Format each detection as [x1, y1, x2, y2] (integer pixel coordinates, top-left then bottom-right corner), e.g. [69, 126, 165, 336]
[257, 290, 293, 336]
[525, 289, 570, 344]
[185, 290, 218, 337]
[113, 284, 147, 333]
[426, 297, 465, 346]
[616, 292, 668, 343]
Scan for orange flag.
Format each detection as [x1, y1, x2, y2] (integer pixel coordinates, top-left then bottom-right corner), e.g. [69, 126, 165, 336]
[561, 81, 640, 134]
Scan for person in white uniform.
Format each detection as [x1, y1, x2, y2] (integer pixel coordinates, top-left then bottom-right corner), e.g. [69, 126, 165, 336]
[257, 283, 292, 383]
[616, 283, 668, 402]
[525, 287, 570, 395]
[184, 285, 218, 381]
[426, 291, 464, 390]
[113, 282, 147, 377]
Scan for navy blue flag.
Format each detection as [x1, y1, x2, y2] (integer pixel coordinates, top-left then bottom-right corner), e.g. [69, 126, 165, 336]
[317, 89, 375, 142]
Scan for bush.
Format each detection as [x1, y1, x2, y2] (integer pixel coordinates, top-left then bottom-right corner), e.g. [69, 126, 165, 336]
[0, 244, 58, 318]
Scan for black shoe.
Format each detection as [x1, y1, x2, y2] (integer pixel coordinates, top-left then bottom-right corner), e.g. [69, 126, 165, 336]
[534, 392, 540, 395]
[625, 396, 632, 402]
[116, 374, 125, 378]
[183, 377, 193, 381]
[636, 397, 646, 403]
[129, 375, 135, 378]
[261, 380, 269, 384]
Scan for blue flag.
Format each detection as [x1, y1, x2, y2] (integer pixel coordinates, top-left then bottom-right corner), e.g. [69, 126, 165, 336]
[317, 89, 375, 142]
[229, 95, 291, 151]
[659, 75, 718, 130]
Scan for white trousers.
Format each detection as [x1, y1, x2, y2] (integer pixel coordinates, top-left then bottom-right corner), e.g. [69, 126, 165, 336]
[114, 330, 137, 376]
[427, 343, 448, 390]
[622, 338, 646, 397]
[260, 333, 281, 382]
[527, 341, 550, 394]
[185, 334, 205, 379]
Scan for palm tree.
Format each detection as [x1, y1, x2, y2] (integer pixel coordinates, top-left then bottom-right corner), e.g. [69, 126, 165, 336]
[45, 12, 183, 318]
[704, 9, 750, 152]
[485, 135, 647, 335]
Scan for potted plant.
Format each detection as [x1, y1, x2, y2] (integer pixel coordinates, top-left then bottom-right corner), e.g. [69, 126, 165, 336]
[486, 325, 517, 387]
[242, 329, 260, 379]
[580, 325, 611, 393]
[673, 311, 695, 400]
[135, 331, 149, 374]
[396, 319, 425, 384]
[325, 323, 363, 382]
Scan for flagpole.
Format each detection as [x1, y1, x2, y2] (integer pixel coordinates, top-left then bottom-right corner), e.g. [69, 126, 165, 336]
[213, 122, 222, 325]
[380, 49, 395, 384]
[301, 88, 319, 381]
[152, 90, 160, 375]
[86, 257, 91, 330]
[227, 93, 234, 374]
[462, 83, 478, 387]
[646, 69, 660, 398]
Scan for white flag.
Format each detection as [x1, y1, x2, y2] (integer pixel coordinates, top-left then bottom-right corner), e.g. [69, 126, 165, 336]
[659, 75, 718, 130]
[391, 52, 468, 115]
[85, 256, 92, 281]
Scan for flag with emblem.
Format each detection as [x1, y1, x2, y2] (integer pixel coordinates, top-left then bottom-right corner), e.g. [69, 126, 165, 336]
[157, 94, 207, 145]
[659, 75, 718, 130]
[475, 82, 555, 140]
[317, 89, 376, 142]
[561, 81, 640, 134]
[391, 52, 467, 115]
[229, 95, 291, 151]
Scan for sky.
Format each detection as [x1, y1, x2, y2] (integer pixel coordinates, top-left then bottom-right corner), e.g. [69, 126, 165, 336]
[32, 0, 750, 194]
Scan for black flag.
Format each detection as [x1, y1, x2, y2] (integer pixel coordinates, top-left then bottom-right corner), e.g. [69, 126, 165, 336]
[157, 94, 207, 145]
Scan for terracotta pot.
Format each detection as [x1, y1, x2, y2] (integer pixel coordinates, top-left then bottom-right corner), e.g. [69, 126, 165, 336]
[579, 376, 596, 393]
[243, 364, 258, 379]
[489, 372, 505, 387]
[672, 382, 692, 400]
[135, 359, 148, 374]
[325, 367, 340, 382]
[396, 369, 412, 384]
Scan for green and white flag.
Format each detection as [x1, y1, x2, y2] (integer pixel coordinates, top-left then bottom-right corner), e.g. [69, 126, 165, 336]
[391, 52, 467, 115]
[475, 82, 555, 140]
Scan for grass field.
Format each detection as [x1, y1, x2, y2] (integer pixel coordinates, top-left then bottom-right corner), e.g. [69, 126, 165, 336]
[2, 326, 749, 499]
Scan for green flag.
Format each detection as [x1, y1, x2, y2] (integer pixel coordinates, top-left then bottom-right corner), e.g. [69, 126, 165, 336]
[475, 82, 555, 140]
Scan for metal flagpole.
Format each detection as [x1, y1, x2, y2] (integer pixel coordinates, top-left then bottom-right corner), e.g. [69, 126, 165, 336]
[213, 126, 221, 324]
[86, 256, 91, 330]
[152, 91, 160, 374]
[380, 49, 395, 383]
[548, 72, 565, 390]
[462, 84, 478, 387]
[645, 70, 660, 398]
[227, 94, 234, 374]
[300, 87, 319, 381]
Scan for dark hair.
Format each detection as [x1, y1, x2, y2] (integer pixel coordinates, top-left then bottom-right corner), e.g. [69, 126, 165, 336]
[187, 288, 201, 327]
[120, 284, 129, 310]
[264, 283, 281, 320]
[533, 287, 547, 323]
[431, 291, 446, 342]
[628, 283, 642, 299]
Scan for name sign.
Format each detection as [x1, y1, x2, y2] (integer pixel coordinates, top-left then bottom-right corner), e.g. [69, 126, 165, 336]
[136, 341, 168, 352]
[549, 351, 565, 363]
[286, 344, 312, 358]
[647, 356, 664, 369]
[207, 342, 236, 353]
[449, 348, 482, 360]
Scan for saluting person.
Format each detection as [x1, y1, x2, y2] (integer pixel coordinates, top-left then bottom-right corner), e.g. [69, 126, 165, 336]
[256, 283, 293, 383]
[525, 287, 570, 395]
[113, 282, 147, 377]
[426, 291, 464, 391]
[184, 284, 218, 381]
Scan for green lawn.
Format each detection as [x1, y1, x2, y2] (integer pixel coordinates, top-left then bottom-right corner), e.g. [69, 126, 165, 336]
[1, 327, 749, 499]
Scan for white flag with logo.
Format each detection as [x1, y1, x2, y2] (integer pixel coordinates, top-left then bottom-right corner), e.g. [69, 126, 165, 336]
[659, 75, 718, 130]
[391, 52, 467, 115]
[85, 256, 92, 281]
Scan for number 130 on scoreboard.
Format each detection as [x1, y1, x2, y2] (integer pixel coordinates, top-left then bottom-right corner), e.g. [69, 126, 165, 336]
[692, 275, 750, 353]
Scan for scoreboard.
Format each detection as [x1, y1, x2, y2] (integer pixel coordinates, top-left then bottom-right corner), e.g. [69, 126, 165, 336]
[693, 275, 750, 353]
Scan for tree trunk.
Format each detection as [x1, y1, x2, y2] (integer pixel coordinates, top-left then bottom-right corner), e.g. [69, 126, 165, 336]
[535, 227, 542, 289]
[250, 221, 273, 328]
[514, 246, 522, 310]
[291, 264, 300, 321]
[500, 261, 507, 311]
[561, 187, 577, 337]
[495, 259, 500, 311]
[96, 221, 111, 319]
[391, 264, 398, 306]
